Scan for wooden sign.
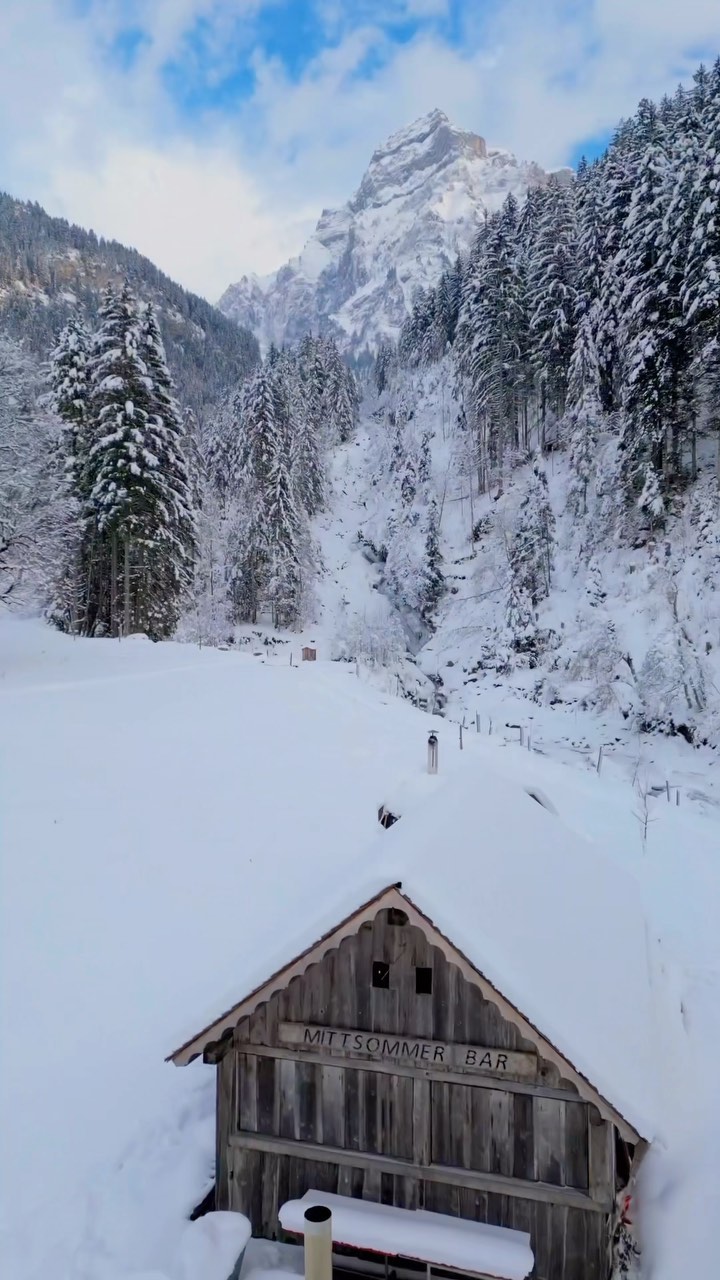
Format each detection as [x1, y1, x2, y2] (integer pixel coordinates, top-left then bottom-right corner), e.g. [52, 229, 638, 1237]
[278, 1022, 537, 1081]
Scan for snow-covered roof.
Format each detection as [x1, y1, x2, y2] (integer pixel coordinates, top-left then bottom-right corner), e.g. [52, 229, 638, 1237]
[170, 736, 657, 1142]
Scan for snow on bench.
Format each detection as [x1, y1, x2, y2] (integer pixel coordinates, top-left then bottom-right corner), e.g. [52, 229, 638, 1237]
[278, 1191, 534, 1280]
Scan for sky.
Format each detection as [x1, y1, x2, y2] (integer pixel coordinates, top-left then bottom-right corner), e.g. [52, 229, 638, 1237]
[0, 1, 717, 303]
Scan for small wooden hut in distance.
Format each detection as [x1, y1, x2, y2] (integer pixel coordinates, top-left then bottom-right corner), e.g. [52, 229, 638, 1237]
[168, 763, 655, 1280]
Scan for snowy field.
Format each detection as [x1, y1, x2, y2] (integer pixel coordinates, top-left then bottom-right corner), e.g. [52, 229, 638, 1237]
[1, 616, 719, 1280]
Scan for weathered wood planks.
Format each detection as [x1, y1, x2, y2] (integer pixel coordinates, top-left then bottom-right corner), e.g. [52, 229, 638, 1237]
[217, 908, 617, 1280]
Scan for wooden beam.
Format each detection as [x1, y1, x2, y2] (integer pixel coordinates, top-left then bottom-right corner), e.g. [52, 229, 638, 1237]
[234, 1041, 583, 1104]
[588, 1107, 615, 1208]
[228, 1131, 611, 1214]
[412, 1078, 431, 1166]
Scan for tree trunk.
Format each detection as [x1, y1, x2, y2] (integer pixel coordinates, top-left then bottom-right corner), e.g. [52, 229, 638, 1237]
[110, 531, 118, 638]
[123, 536, 131, 637]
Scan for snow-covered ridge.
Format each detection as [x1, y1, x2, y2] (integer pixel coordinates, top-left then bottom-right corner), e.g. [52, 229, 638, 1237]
[218, 110, 552, 355]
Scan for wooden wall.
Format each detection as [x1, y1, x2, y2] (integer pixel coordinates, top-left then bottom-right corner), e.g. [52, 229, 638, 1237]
[214, 909, 614, 1280]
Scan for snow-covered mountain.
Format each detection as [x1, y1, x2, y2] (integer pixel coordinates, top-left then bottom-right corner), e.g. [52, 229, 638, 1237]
[218, 109, 554, 356]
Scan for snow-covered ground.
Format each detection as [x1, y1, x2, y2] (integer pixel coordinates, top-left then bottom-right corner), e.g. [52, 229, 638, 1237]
[1, 609, 719, 1280]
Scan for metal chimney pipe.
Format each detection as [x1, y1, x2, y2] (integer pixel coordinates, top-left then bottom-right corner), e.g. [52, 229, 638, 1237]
[304, 1205, 332, 1280]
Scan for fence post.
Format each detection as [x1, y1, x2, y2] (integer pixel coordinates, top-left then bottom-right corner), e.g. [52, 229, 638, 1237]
[428, 731, 439, 774]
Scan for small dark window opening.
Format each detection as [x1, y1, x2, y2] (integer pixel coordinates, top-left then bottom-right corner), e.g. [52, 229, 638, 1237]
[372, 961, 390, 989]
[615, 1133, 634, 1189]
[387, 907, 408, 926]
[416, 967, 433, 995]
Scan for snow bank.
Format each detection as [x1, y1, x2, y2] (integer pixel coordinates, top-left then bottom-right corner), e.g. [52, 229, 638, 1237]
[173, 1212, 250, 1280]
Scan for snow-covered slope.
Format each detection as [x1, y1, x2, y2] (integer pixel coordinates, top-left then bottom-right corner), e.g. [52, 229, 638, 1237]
[218, 110, 553, 356]
[2, 616, 719, 1280]
[310, 362, 720, 760]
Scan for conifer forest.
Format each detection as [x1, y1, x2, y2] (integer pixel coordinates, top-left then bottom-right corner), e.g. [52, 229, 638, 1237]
[1, 60, 719, 731]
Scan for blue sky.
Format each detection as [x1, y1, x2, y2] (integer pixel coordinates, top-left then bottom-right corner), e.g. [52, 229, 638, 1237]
[0, 1, 717, 298]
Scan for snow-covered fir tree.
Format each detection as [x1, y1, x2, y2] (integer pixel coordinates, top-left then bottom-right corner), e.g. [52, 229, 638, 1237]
[0, 337, 66, 607]
[419, 497, 445, 624]
[508, 459, 555, 607]
[528, 177, 578, 433]
[49, 314, 92, 498]
[86, 283, 196, 638]
[565, 313, 602, 517]
[229, 364, 278, 623]
[48, 315, 93, 626]
[265, 428, 305, 628]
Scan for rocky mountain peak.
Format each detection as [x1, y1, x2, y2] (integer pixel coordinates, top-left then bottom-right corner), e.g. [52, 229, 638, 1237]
[351, 110, 488, 215]
[218, 112, 553, 357]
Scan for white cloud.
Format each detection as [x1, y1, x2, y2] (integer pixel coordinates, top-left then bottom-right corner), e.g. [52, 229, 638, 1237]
[0, 0, 717, 301]
[42, 140, 318, 300]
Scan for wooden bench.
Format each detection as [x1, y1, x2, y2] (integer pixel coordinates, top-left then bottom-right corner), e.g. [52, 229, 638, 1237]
[279, 1190, 534, 1280]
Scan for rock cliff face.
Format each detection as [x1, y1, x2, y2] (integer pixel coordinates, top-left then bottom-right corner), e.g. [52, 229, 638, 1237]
[219, 109, 553, 356]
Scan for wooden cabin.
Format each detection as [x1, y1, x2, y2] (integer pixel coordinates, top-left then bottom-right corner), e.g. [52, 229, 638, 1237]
[169, 879, 648, 1280]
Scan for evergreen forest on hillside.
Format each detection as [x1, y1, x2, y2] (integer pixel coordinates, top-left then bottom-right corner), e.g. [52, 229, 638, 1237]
[1, 59, 719, 741]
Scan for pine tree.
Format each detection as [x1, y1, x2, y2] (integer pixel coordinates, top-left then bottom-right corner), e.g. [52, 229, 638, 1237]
[529, 178, 578, 430]
[230, 364, 278, 622]
[585, 556, 606, 607]
[374, 340, 395, 394]
[509, 460, 555, 605]
[49, 315, 92, 496]
[87, 283, 195, 638]
[399, 446, 418, 508]
[596, 119, 637, 412]
[575, 161, 609, 402]
[464, 198, 527, 477]
[616, 110, 676, 520]
[505, 577, 537, 659]
[283, 348, 324, 516]
[266, 432, 305, 628]
[136, 301, 197, 635]
[565, 314, 602, 516]
[418, 431, 432, 485]
[85, 283, 149, 634]
[683, 58, 720, 476]
[48, 315, 93, 627]
[324, 339, 356, 443]
[0, 337, 64, 607]
[419, 498, 445, 623]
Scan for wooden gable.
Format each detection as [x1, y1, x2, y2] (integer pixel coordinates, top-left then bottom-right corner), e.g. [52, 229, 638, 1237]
[169, 884, 640, 1145]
